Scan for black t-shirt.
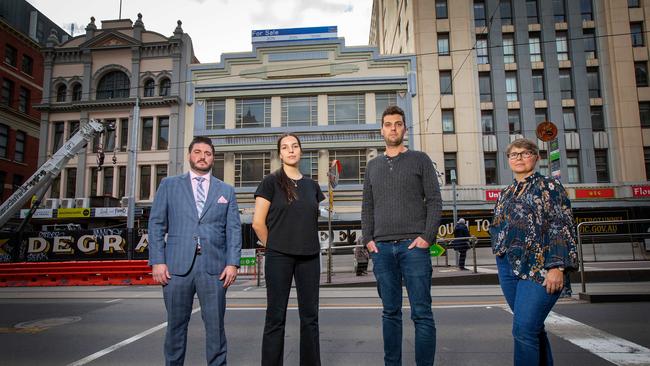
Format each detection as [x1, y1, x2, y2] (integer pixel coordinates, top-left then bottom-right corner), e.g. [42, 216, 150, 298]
[254, 173, 325, 255]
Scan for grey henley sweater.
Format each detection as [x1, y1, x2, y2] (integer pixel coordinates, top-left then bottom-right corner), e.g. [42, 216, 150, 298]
[361, 150, 442, 245]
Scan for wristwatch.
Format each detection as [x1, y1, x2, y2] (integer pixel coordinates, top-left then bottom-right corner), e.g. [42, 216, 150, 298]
[556, 266, 565, 272]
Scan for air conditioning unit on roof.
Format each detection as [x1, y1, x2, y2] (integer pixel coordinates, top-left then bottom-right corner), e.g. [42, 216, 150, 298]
[60, 198, 75, 208]
[75, 198, 90, 208]
[44, 198, 60, 209]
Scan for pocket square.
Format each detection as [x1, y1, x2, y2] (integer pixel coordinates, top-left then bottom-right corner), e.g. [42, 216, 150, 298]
[217, 196, 228, 204]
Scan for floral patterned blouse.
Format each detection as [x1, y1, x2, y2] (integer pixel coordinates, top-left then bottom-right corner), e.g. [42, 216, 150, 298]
[490, 172, 578, 288]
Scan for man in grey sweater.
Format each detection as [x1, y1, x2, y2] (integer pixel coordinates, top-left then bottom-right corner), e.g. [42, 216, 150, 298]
[362, 105, 442, 366]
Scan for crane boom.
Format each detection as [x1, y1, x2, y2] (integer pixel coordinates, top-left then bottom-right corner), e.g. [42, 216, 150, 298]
[0, 119, 104, 229]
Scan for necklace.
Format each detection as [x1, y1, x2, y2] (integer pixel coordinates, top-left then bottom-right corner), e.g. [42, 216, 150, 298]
[289, 178, 298, 187]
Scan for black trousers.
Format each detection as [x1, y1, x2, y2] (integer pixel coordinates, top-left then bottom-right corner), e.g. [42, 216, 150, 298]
[262, 249, 321, 366]
[457, 249, 468, 269]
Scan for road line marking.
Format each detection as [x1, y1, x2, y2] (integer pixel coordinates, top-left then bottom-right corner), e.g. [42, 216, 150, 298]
[243, 287, 253, 292]
[67, 307, 201, 366]
[502, 307, 650, 365]
[104, 299, 121, 303]
[225, 302, 510, 311]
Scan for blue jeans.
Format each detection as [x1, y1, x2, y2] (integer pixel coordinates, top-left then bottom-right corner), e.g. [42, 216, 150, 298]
[371, 240, 435, 366]
[496, 255, 560, 366]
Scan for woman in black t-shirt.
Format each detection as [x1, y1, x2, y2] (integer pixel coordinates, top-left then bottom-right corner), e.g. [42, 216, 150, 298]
[253, 133, 325, 366]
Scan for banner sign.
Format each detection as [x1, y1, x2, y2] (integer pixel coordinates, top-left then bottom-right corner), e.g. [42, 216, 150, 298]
[57, 208, 91, 218]
[252, 26, 337, 43]
[20, 209, 54, 219]
[575, 188, 615, 199]
[94, 207, 128, 217]
[485, 190, 501, 201]
[632, 185, 650, 198]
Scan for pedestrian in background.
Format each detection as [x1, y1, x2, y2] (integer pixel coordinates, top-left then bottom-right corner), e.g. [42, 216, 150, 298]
[253, 133, 325, 366]
[362, 105, 442, 366]
[490, 138, 578, 366]
[453, 218, 470, 270]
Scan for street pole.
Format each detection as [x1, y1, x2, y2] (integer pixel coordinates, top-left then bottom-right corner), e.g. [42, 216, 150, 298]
[127, 96, 140, 230]
[327, 182, 333, 284]
[451, 169, 457, 225]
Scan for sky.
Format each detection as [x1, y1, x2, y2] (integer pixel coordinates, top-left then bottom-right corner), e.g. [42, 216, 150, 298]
[26, 0, 373, 63]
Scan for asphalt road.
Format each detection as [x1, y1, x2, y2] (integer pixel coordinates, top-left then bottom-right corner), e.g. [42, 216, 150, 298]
[0, 283, 649, 365]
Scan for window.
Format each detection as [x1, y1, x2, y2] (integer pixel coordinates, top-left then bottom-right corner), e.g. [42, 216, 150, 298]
[556, 32, 569, 61]
[440, 71, 453, 95]
[0, 124, 7, 158]
[484, 153, 498, 184]
[630, 0, 640, 8]
[72, 83, 82, 101]
[636, 62, 648, 87]
[508, 110, 521, 134]
[90, 167, 99, 196]
[104, 125, 117, 155]
[437, 33, 450, 56]
[503, 35, 515, 63]
[159, 78, 170, 96]
[481, 111, 494, 134]
[141, 117, 153, 151]
[118, 166, 127, 198]
[65, 168, 76, 198]
[444, 153, 457, 185]
[52, 122, 64, 153]
[299, 151, 319, 180]
[143, 79, 154, 97]
[0, 171, 5, 199]
[500, 0, 513, 25]
[436, 0, 448, 19]
[563, 108, 577, 131]
[645, 148, 650, 180]
[234, 152, 271, 187]
[22, 55, 33, 75]
[206, 99, 225, 129]
[535, 109, 547, 123]
[479, 72, 491, 102]
[237, 98, 272, 128]
[567, 151, 581, 183]
[640, 102, 650, 127]
[18, 87, 29, 113]
[212, 154, 224, 181]
[559, 70, 573, 99]
[581, 0, 593, 21]
[553, 0, 566, 22]
[375, 93, 397, 123]
[2, 79, 14, 106]
[538, 151, 549, 177]
[139, 165, 151, 200]
[158, 117, 169, 150]
[15, 131, 25, 162]
[505, 72, 518, 102]
[328, 95, 365, 125]
[50, 174, 60, 199]
[4, 45, 17, 67]
[474, 0, 486, 28]
[532, 71, 545, 100]
[631, 23, 645, 47]
[583, 29, 597, 60]
[119, 118, 129, 151]
[526, 0, 539, 24]
[591, 106, 605, 131]
[331, 150, 367, 184]
[442, 109, 455, 133]
[594, 150, 610, 183]
[96, 71, 130, 99]
[103, 167, 114, 196]
[282, 96, 318, 126]
[587, 68, 601, 98]
[56, 84, 67, 102]
[69, 121, 79, 139]
[476, 35, 489, 64]
[155, 164, 167, 190]
[529, 33, 542, 62]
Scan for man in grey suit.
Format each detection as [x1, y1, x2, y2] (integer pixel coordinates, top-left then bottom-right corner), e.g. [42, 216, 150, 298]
[149, 136, 241, 366]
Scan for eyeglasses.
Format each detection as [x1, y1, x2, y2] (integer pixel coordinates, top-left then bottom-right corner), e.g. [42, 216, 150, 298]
[506, 150, 535, 160]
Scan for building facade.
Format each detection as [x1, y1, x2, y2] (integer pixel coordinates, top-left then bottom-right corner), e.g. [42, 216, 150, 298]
[37, 14, 196, 210]
[370, 0, 650, 218]
[188, 31, 416, 221]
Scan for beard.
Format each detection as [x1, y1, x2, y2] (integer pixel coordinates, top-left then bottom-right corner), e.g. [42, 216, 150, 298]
[384, 133, 404, 147]
[190, 159, 213, 174]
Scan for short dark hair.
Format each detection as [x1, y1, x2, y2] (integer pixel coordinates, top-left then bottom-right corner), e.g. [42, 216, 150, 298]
[381, 105, 405, 124]
[188, 136, 215, 155]
[506, 138, 539, 156]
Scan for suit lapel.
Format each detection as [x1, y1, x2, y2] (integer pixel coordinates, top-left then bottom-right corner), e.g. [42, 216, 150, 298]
[199, 175, 220, 219]
[180, 173, 198, 218]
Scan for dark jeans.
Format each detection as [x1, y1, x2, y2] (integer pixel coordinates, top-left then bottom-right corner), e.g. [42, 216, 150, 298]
[371, 240, 436, 366]
[262, 249, 321, 366]
[497, 255, 560, 366]
[456, 249, 467, 269]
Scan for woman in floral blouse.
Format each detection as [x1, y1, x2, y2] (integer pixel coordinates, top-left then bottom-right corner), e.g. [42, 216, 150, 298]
[490, 138, 578, 366]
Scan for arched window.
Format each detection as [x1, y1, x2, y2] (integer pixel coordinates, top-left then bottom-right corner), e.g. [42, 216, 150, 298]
[96, 71, 130, 100]
[72, 83, 82, 101]
[56, 84, 67, 102]
[159, 78, 170, 97]
[143, 79, 155, 97]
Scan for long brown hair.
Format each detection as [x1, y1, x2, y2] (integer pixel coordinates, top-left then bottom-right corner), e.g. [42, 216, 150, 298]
[275, 133, 302, 203]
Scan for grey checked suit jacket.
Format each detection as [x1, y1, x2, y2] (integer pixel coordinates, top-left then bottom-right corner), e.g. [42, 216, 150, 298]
[148, 173, 241, 275]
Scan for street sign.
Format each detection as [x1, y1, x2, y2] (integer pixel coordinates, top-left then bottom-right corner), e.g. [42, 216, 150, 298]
[429, 243, 446, 257]
[548, 138, 561, 179]
[536, 121, 558, 142]
[240, 248, 256, 266]
[327, 159, 342, 189]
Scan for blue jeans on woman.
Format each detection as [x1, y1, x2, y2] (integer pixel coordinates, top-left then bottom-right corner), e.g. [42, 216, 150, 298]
[496, 255, 561, 366]
[371, 240, 435, 366]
